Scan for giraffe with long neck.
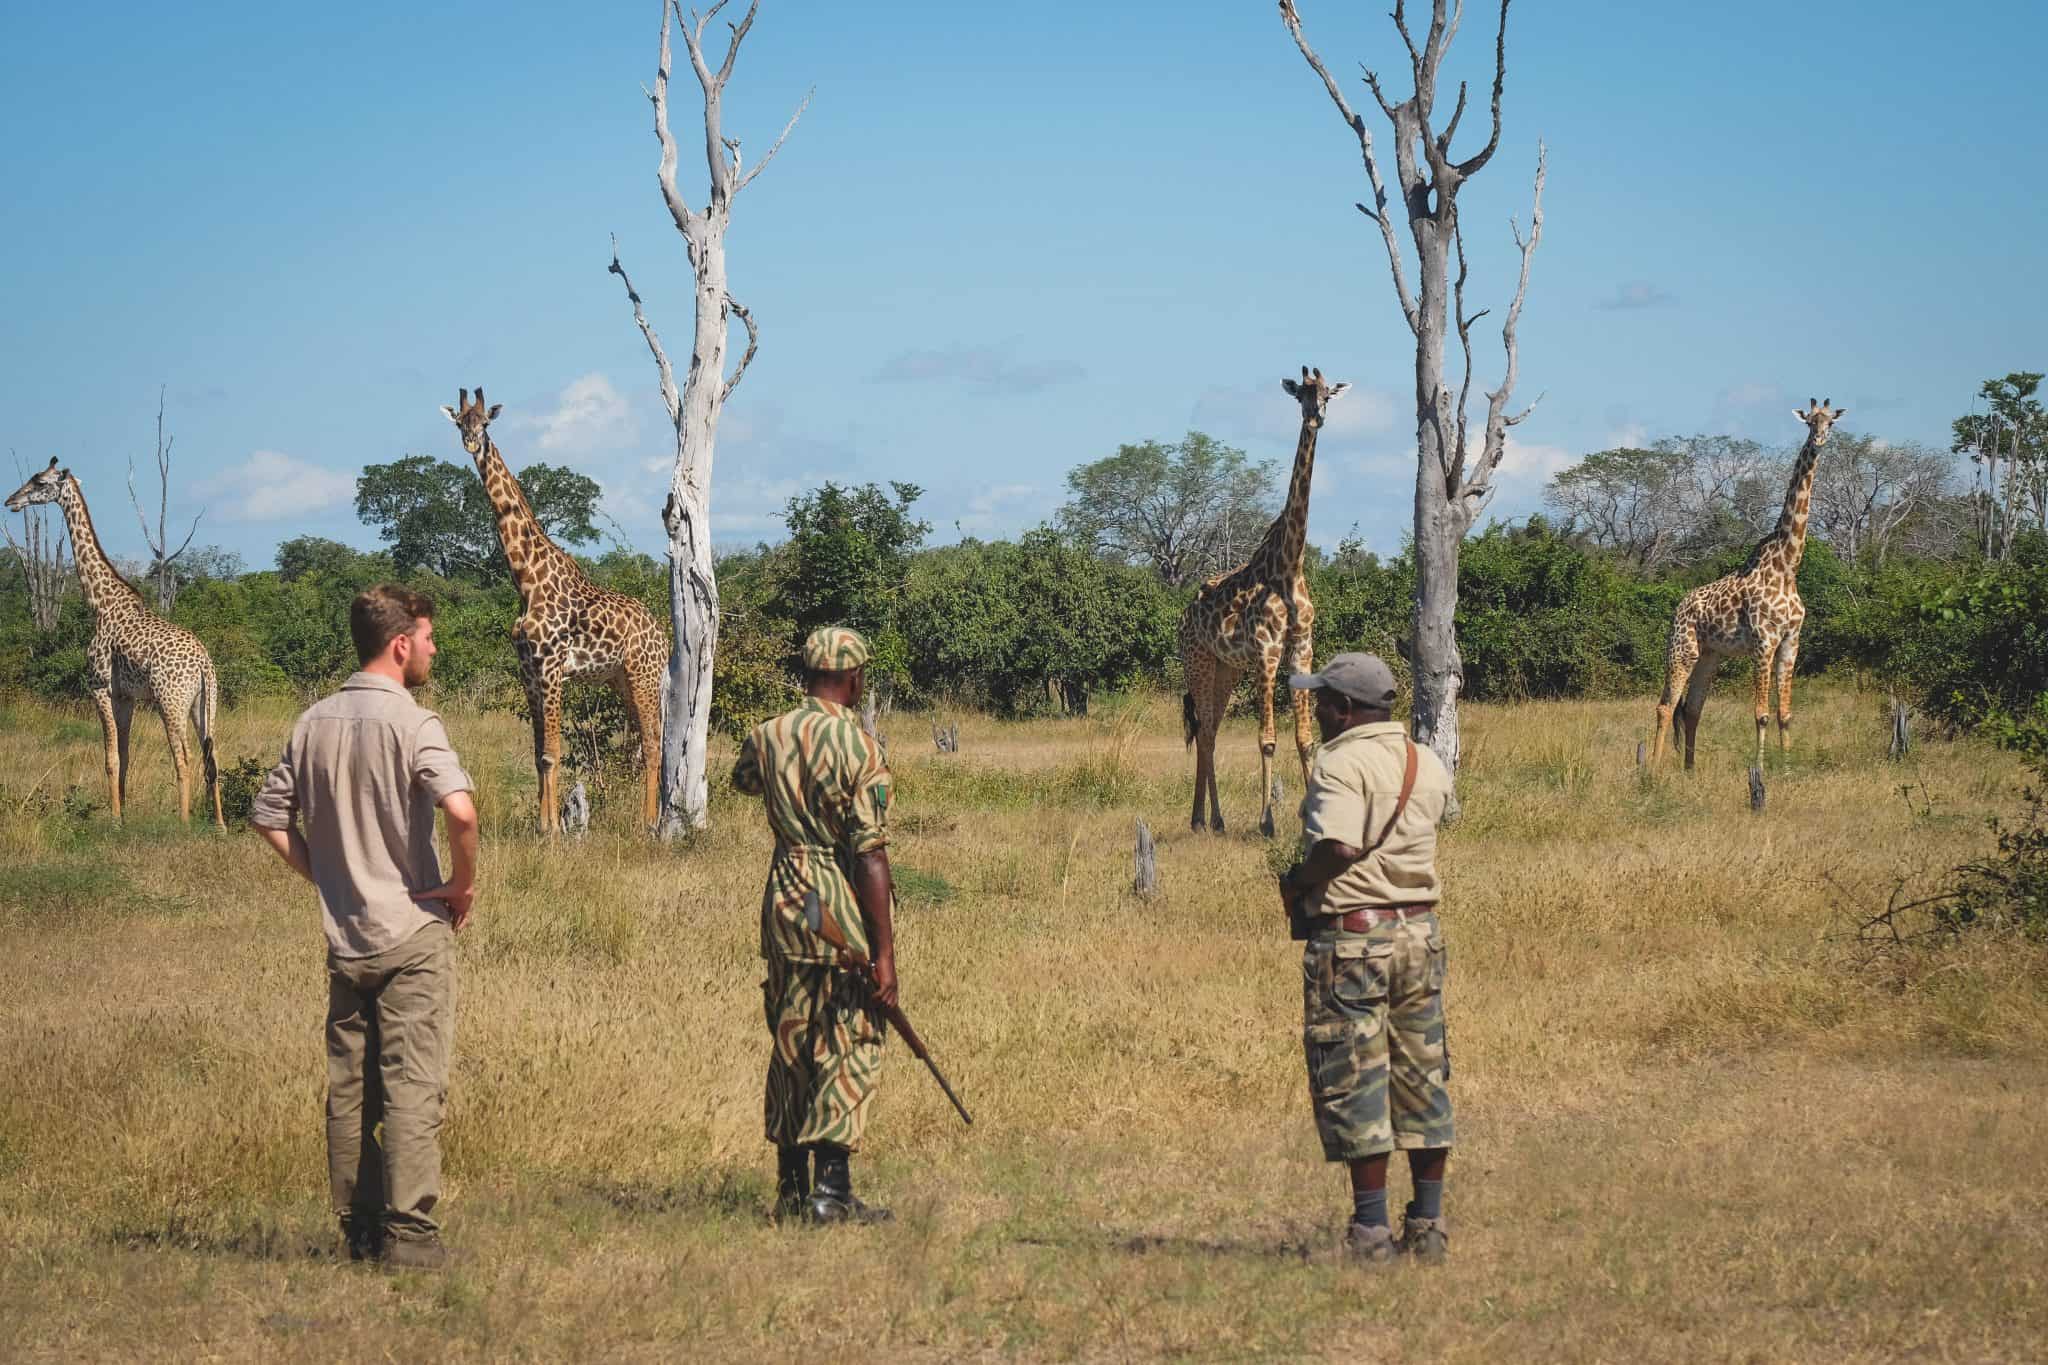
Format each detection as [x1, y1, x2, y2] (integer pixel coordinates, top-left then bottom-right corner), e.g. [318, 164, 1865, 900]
[443, 388, 670, 833]
[6, 458, 223, 826]
[1180, 366, 1349, 834]
[1652, 399, 1845, 768]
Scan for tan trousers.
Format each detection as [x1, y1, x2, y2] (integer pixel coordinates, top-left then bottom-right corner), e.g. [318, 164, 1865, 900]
[325, 919, 454, 1241]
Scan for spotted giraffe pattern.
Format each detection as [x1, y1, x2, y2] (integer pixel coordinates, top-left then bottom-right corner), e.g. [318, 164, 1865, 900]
[1180, 366, 1350, 834]
[1652, 400, 1846, 768]
[443, 388, 672, 833]
[6, 458, 224, 826]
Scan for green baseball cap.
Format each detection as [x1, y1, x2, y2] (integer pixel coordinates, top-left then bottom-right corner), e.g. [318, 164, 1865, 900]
[802, 625, 871, 672]
[1289, 652, 1398, 706]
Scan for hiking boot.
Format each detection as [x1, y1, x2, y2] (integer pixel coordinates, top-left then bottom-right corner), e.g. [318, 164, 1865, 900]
[804, 1190, 895, 1226]
[773, 1146, 812, 1223]
[382, 1235, 448, 1271]
[1343, 1220, 1397, 1264]
[1397, 1215, 1449, 1263]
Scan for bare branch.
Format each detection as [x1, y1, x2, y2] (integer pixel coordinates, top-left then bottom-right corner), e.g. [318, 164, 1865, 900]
[1439, 79, 1468, 153]
[1279, 1, 1420, 333]
[733, 85, 813, 195]
[1453, 0, 1510, 178]
[715, 0, 759, 84]
[675, 1, 729, 204]
[127, 459, 157, 551]
[722, 293, 759, 402]
[651, 0, 701, 249]
[166, 512, 202, 563]
[1463, 141, 1546, 502]
[1359, 63, 1401, 122]
[609, 237, 682, 428]
[1452, 214, 1477, 482]
[1392, 0, 1422, 78]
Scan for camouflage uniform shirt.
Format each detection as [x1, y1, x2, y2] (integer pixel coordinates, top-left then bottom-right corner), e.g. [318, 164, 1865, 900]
[731, 696, 893, 964]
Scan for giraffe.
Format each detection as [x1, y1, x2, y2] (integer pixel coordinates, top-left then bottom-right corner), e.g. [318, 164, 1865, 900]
[1652, 398, 1847, 769]
[1180, 366, 1350, 834]
[442, 388, 670, 833]
[5, 458, 224, 827]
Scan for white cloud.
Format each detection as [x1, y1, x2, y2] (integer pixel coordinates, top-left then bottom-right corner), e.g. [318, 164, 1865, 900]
[519, 373, 639, 454]
[872, 344, 1084, 394]
[1596, 281, 1676, 311]
[199, 451, 354, 522]
[954, 482, 1038, 533]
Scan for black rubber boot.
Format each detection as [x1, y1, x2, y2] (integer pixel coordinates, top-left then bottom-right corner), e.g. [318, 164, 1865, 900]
[804, 1143, 893, 1226]
[773, 1146, 811, 1222]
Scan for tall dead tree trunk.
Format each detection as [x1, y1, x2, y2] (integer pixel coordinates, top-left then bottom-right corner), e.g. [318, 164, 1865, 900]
[1282, 0, 1544, 773]
[126, 386, 202, 615]
[611, 0, 808, 836]
[3, 452, 73, 631]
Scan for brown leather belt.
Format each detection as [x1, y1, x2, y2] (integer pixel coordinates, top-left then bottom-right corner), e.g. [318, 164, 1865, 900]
[1335, 904, 1437, 932]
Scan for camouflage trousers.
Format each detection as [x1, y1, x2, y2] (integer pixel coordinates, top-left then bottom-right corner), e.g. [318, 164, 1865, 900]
[1301, 910, 1454, 1162]
[762, 952, 886, 1151]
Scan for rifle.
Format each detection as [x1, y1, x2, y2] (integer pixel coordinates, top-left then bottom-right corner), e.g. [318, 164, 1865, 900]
[803, 890, 973, 1127]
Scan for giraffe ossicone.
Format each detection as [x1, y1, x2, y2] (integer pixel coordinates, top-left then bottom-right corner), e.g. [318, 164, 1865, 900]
[443, 387, 671, 834]
[5, 459, 225, 827]
[1179, 365, 1348, 835]
[1651, 397, 1847, 769]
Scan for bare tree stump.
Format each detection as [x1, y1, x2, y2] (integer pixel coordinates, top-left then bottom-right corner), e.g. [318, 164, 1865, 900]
[1133, 818, 1157, 898]
[1888, 697, 1912, 761]
[861, 689, 887, 759]
[562, 780, 590, 838]
[1748, 766, 1766, 813]
[932, 722, 959, 754]
[1635, 740, 1646, 767]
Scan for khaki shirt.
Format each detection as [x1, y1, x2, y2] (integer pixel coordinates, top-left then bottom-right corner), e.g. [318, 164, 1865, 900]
[251, 671, 474, 958]
[1299, 720, 1455, 915]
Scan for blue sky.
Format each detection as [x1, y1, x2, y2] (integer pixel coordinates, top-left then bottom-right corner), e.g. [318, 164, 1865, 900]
[3, 1, 2043, 572]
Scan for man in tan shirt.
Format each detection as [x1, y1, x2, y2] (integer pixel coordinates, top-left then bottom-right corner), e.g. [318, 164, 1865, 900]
[252, 584, 478, 1270]
[1278, 653, 1457, 1265]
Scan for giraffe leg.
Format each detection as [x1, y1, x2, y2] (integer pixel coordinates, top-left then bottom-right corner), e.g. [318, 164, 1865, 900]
[1289, 631, 1316, 795]
[520, 654, 554, 837]
[1184, 649, 1214, 831]
[92, 689, 122, 821]
[1774, 629, 1801, 753]
[1681, 657, 1718, 771]
[1202, 666, 1239, 832]
[160, 703, 193, 824]
[540, 676, 565, 837]
[1750, 634, 1779, 765]
[621, 668, 663, 832]
[1256, 664, 1280, 839]
[112, 694, 136, 811]
[1652, 626, 1699, 765]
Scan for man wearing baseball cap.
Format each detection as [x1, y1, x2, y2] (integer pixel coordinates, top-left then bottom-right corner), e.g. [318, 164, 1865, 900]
[731, 625, 901, 1225]
[1279, 652, 1458, 1263]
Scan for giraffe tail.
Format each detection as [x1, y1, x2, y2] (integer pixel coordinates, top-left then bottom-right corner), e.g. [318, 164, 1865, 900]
[1182, 691, 1197, 748]
[195, 665, 220, 793]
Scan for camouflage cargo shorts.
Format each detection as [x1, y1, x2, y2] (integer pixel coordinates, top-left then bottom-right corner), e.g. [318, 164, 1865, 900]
[1300, 910, 1454, 1161]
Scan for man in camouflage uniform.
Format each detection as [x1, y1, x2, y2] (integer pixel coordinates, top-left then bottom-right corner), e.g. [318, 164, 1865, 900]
[732, 625, 899, 1225]
[1278, 653, 1458, 1264]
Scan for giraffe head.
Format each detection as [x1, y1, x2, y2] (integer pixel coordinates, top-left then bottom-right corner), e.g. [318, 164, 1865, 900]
[441, 386, 503, 460]
[1793, 398, 1847, 444]
[1280, 366, 1350, 429]
[4, 457, 66, 512]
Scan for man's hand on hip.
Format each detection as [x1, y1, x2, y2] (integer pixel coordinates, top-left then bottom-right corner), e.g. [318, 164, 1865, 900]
[414, 880, 476, 931]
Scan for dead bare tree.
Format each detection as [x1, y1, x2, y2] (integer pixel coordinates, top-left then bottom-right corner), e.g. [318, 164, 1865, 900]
[126, 386, 202, 614]
[2, 451, 73, 631]
[1282, 0, 1544, 772]
[611, 0, 809, 835]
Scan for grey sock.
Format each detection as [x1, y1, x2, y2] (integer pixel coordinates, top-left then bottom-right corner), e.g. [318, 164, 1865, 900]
[1408, 1178, 1444, 1221]
[1351, 1187, 1389, 1229]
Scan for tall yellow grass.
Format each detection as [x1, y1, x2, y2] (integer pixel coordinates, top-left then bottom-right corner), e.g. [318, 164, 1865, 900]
[1, 685, 2043, 1361]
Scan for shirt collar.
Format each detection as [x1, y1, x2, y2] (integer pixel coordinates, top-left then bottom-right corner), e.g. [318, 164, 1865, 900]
[341, 670, 411, 697]
[802, 695, 855, 720]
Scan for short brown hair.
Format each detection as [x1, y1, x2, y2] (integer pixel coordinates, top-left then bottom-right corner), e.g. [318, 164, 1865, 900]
[350, 584, 435, 664]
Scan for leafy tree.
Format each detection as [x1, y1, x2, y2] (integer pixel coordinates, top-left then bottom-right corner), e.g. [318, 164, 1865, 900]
[276, 535, 385, 584]
[355, 455, 601, 583]
[1056, 431, 1278, 587]
[1952, 372, 2046, 558]
[1806, 435, 1959, 567]
[773, 480, 929, 649]
[1546, 435, 1782, 568]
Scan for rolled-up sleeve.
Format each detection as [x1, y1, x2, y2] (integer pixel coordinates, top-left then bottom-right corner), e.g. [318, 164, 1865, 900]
[249, 740, 298, 831]
[411, 715, 474, 806]
[1301, 759, 1369, 849]
[842, 738, 891, 856]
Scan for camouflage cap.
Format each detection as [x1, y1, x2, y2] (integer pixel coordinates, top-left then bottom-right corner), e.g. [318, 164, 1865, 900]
[802, 625, 871, 672]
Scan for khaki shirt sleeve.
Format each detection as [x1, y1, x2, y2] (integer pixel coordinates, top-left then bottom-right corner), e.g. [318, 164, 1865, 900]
[731, 730, 764, 796]
[248, 732, 298, 831]
[1300, 755, 1368, 850]
[412, 715, 474, 806]
[842, 735, 891, 856]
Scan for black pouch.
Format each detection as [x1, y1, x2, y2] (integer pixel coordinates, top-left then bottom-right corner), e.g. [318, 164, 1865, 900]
[1287, 894, 1317, 942]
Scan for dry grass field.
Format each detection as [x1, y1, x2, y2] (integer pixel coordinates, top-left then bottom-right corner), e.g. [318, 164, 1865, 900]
[2, 683, 2045, 1362]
